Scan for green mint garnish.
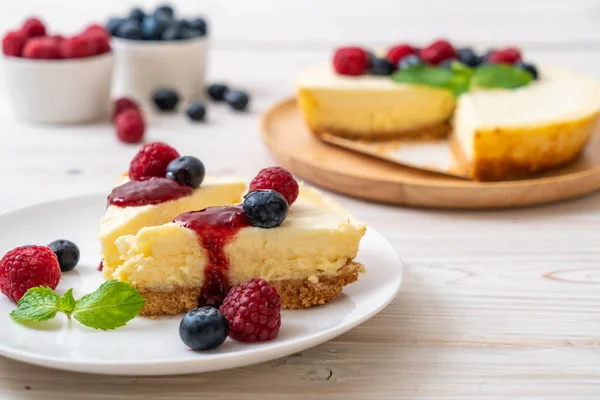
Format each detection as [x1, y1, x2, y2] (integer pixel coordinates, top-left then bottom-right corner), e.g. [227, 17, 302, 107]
[392, 62, 533, 96]
[10, 281, 145, 330]
[470, 64, 534, 89]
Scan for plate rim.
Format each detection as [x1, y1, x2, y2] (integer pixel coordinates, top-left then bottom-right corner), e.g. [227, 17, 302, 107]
[0, 193, 404, 376]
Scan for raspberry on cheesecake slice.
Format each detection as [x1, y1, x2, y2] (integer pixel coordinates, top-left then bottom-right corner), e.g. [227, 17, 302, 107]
[109, 184, 366, 316]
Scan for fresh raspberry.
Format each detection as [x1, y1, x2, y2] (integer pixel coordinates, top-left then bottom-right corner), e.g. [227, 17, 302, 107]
[0, 245, 61, 302]
[332, 47, 369, 76]
[22, 37, 60, 60]
[113, 97, 139, 122]
[48, 35, 65, 44]
[249, 166, 299, 205]
[60, 35, 94, 59]
[487, 47, 522, 64]
[83, 24, 110, 40]
[116, 109, 145, 144]
[386, 44, 417, 65]
[219, 278, 281, 342]
[420, 39, 456, 65]
[21, 18, 46, 38]
[2, 31, 28, 57]
[128, 142, 180, 180]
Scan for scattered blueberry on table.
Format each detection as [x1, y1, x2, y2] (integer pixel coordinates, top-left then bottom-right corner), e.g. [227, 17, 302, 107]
[107, 4, 208, 41]
[186, 102, 207, 122]
[207, 83, 229, 101]
[152, 88, 180, 111]
[224, 89, 250, 111]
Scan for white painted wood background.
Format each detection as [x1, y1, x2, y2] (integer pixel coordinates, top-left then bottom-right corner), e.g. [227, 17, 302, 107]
[2, 0, 600, 398]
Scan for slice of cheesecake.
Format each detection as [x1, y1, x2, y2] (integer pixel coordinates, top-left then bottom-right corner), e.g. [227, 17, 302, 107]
[296, 62, 456, 140]
[99, 176, 246, 278]
[453, 65, 600, 181]
[108, 185, 366, 316]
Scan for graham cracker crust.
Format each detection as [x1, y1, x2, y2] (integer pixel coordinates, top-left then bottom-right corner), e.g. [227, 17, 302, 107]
[137, 261, 364, 316]
[314, 121, 450, 141]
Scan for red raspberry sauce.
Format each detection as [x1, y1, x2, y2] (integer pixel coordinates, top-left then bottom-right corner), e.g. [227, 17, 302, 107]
[174, 206, 250, 307]
[108, 177, 193, 207]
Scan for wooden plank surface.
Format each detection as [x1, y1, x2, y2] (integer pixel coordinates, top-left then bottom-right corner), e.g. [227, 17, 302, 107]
[2, 1, 600, 398]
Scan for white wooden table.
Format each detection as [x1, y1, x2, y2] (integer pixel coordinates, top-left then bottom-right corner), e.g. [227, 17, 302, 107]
[2, 1, 600, 398]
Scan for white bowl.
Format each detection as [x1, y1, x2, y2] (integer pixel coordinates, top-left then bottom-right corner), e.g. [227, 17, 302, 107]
[111, 37, 208, 103]
[3, 53, 113, 124]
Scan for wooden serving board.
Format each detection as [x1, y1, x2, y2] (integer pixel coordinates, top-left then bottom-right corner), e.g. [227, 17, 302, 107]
[260, 97, 600, 209]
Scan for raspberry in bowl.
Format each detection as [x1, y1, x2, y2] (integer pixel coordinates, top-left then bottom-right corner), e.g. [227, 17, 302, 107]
[108, 4, 208, 103]
[2, 18, 113, 123]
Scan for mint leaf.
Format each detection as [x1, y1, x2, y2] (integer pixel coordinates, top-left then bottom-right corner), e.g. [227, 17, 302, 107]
[392, 65, 470, 97]
[10, 287, 61, 322]
[73, 281, 145, 330]
[471, 64, 533, 89]
[58, 289, 76, 315]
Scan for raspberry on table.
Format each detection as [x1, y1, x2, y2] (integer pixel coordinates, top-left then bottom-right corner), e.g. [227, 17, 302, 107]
[0, 245, 61, 302]
[2, 31, 28, 57]
[219, 278, 281, 343]
[333, 47, 369, 76]
[249, 166, 299, 205]
[113, 97, 139, 122]
[128, 142, 180, 180]
[22, 37, 60, 60]
[21, 18, 46, 38]
[60, 35, 94, 59]
[116, 109, 145, 144]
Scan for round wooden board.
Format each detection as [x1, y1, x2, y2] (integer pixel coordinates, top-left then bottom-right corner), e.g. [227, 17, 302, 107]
[260, 97, 600, 209]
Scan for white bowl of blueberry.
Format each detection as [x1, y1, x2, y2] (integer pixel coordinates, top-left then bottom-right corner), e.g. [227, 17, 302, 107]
[107, 4, 208, 103]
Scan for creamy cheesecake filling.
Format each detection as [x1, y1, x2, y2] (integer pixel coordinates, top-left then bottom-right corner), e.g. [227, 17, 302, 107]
[296, 63, 455, 138]
[110, 186, 366, 304]
[99, 177, 246, 277]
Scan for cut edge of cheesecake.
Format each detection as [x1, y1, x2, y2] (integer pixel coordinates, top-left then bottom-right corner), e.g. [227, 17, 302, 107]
[295, 62, 456, 140]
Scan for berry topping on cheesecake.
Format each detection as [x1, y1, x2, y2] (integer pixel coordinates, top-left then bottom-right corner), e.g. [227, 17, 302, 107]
[249, 166, 299, 205]
[332, 46, 369, 76]
[108, 177, 194, 207]
[129, 142, 180, 180]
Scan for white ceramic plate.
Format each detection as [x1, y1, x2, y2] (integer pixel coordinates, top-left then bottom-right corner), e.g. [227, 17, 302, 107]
[0, 194, 403, 376]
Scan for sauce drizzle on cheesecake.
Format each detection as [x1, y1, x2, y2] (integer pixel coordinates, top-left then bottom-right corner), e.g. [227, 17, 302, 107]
[108, 177, 193, 207]
[174, 205, 250, 307]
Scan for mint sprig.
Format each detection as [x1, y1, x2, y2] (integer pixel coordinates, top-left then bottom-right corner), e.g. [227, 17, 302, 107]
[392, 62, 533, 96]
[10, 281, 145, 330]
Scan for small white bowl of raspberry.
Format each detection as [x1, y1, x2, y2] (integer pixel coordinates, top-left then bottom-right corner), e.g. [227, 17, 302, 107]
[2, 18, 114, 124]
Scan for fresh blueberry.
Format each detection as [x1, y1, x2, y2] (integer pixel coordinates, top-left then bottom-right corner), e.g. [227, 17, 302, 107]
[167, 156, 206, 188]
[207, 83, 229, 101]
[224, 90, 250, 111]
[457, 48, 482, 67]
[155, 4, 175, 19]
[106, 18, 125, 36]
[179, 307, 229, 351]
[48, 240, 80, 272]
[243, 190, 288, 228]
[142, 16, 168, 40]
[397, 54, 423, 70]
[186, 102, 207, 122]
[516, 61, 538, 80]
[187, 18, 207, 36]
[368, 56, 395, 76]
[129, 7, 145, 22]
[152, 88, 180, 110]
[116, 20, 143, 40]
[439, 58, 457, 69]
[161, 24, 183, 40]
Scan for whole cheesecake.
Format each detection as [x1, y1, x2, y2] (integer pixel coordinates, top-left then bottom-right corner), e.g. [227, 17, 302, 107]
[108, 185, 366, 316]
[295, 42, 600, 181]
